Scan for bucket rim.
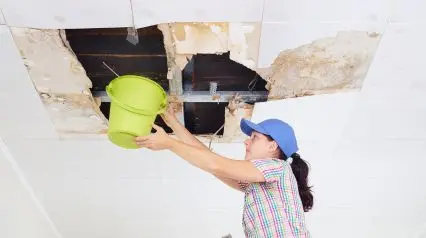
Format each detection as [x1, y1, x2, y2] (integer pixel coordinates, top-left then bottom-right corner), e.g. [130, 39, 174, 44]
[106, 75, 168, 115]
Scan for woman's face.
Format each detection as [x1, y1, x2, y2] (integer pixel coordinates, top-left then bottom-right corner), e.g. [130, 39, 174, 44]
[244, 131, 278, 160]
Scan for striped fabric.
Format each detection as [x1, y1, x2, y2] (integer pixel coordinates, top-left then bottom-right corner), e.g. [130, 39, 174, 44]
[238, 159, 310, 238]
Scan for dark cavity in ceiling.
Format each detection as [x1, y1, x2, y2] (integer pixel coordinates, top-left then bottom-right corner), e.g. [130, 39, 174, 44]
[65, 26, 267, 135]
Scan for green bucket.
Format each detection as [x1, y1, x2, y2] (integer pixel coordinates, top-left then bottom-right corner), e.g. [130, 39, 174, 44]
[106, 75, 167, 149]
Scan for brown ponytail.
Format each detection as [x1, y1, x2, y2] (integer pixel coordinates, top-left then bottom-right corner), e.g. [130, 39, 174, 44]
[266, 136, 314, 212]
[285, 152, 313, 212]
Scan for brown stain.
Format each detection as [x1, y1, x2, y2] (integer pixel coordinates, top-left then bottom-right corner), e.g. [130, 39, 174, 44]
[245, 23, 262, 65]
[40, 92, 108, 122]
[171, 22, 228, 42]
[172, 24, 186, 41]
[45, 92, 109, 134]
[368, 32, 380, 38]
[170, 102, 184, 113]
[223, 102, 253, 141]
[264, 31, 381, 99]
[40, 93, 94, 109]
[189, 22, 228, 34]
[166, 95, 180, 103]
[98, 128, 108, 134]
[165, 95, 184, 113]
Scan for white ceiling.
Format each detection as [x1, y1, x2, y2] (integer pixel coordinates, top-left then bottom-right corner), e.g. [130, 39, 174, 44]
[1, 0, 426, 238]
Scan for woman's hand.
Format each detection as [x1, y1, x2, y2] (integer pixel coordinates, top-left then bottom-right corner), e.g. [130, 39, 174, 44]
[134, 124, 174, 151]
[161, 105, 180, 128]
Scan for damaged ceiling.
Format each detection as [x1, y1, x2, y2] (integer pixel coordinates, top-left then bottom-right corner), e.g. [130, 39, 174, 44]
[9, 21, 382, 141]
[262, 31, 381, 99]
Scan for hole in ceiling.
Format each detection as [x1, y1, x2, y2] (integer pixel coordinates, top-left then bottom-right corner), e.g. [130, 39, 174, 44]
[65, 26, 267, 136]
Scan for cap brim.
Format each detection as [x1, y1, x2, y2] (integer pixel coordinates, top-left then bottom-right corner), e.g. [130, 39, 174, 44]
[240, 119, 269, 136]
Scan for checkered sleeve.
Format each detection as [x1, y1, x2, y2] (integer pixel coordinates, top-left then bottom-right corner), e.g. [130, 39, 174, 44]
[251, 159, 284, 182]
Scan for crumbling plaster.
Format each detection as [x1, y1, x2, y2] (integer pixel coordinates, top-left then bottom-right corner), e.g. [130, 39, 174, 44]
[260, 31, 382, 99]
[157, 22, 382, 139]
[10, 22, 382, 141]
[10, 27, 108, 136]
[160, 23, 382, 100]
[161, 22, 261, 71]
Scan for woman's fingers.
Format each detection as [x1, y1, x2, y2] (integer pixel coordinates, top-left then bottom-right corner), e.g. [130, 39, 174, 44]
[167, 105, 176, 114]
[135, 139, 151, 148]
[152, 124, 164, 132]
[134, 135, 150, 142]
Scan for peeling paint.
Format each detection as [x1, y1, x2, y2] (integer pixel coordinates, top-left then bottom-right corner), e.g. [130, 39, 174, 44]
[223, 98, 253, 142]
[166, 95, 184, 113]
[157, 24, 180, 79]
[171, 22, 229, 54]
[158, 22, 261, 141]
[7, 25, 382, 139]
[11, 28, 92, 94]
[11, 27, 108, 134]
[175, 54, 193, 71]
[259, 31, 382, 99]
[161, 22, 261, 71]
[228, 22, 261, 70]
[41, 93, 108, 134]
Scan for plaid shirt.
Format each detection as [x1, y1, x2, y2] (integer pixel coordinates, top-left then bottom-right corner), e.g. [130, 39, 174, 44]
[238, 159, 310, 238]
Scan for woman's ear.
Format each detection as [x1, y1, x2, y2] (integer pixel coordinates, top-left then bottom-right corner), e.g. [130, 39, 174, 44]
[269, 140, 279, 152]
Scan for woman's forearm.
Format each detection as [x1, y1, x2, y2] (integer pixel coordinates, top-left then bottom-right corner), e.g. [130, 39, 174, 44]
[167, 121, 252, 188]
[168, 137, 220, 173]
[167, 137, 264, 183]
[169, 121, 209, 150]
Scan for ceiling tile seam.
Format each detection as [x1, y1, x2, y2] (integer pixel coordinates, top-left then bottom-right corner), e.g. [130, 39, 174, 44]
[0, 136, 63, 238]
[260, 20, 391, 24]
[0, 8, 7, 25]
[129, 0, 136, 28]
[358, 20, 390, 93]
[2, 26, 60, 139]
[254, 0, 266, 68]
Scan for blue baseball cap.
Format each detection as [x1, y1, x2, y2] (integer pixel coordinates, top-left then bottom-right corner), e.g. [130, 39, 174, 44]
[240, 118, 298, 157]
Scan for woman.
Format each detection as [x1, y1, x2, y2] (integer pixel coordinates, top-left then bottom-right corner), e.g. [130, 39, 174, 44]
[135, 107, 313, 238]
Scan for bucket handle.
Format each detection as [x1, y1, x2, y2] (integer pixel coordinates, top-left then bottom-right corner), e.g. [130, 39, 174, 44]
[106, 84, 168, 116]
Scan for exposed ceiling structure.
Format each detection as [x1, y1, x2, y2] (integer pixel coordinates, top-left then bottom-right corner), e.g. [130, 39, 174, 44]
[8, 23, 381, 141]
[64, 26, 268, 136]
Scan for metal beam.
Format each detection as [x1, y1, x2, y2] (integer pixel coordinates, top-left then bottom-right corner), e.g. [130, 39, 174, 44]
[92, 90, 268, 103]
[181, 91, 268, 103]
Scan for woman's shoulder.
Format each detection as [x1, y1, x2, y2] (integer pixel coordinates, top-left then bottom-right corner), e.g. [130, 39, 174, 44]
[248, 158, 289, 183]
[251, 158, 291, 168]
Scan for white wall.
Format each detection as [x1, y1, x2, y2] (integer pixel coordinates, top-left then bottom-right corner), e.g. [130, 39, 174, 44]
[0, 137, 60, 238]
[1, 138, 248, 238]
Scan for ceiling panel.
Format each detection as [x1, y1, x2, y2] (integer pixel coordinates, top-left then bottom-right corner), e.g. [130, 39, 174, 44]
[132, 0, 264, 28]
[0, 26, 57, 139]
[1, 0, 133, 28]
[263, 0, 390, 23]
[390, 0, 426, 23]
